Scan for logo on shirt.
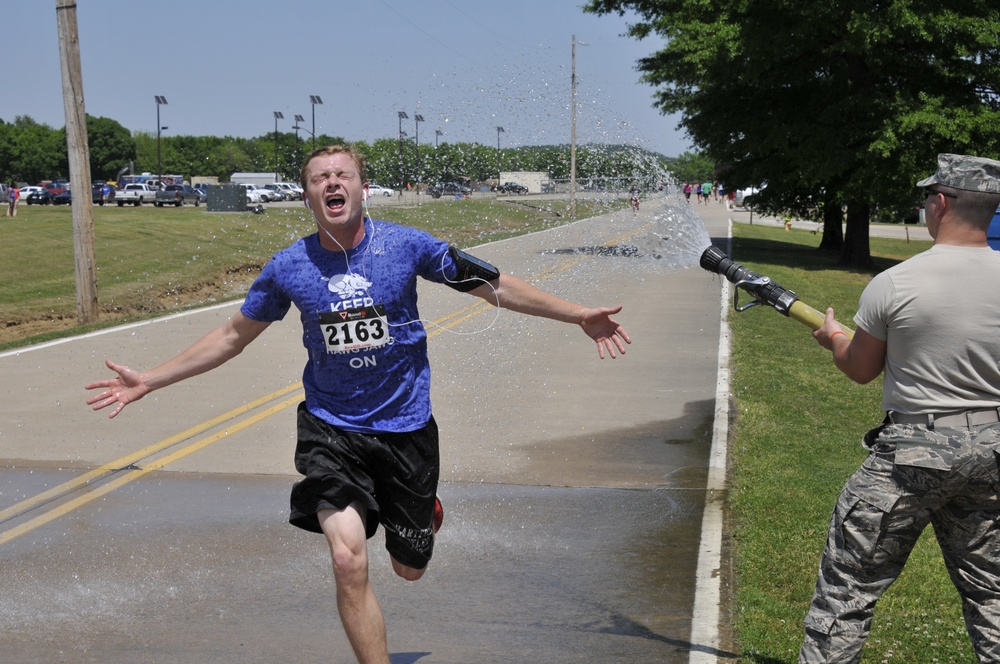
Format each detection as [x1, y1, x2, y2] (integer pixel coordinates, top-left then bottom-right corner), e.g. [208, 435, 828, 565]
[329, 273, 372, 299]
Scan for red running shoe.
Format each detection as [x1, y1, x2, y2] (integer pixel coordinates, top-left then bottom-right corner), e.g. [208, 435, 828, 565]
[433, 495, 444, 534]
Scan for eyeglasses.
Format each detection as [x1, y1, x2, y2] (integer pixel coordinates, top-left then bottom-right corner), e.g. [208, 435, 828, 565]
[924, 187, 958, 199]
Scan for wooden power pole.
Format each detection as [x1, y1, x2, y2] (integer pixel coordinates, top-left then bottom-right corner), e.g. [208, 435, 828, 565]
[56, 0, 98, 324]
[570, 35, 578, 219]
[569, 35, 586, 218]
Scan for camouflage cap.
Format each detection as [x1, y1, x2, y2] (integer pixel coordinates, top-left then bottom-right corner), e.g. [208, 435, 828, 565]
[916, 153, 1000, 193]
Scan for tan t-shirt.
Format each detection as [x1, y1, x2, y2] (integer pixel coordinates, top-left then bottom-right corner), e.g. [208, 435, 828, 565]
[854, 244, 1000, 413]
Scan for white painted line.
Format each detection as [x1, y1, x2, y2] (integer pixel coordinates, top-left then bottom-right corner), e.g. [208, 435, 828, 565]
[689, 221, 733, 663]
[0, 300, 244, 359]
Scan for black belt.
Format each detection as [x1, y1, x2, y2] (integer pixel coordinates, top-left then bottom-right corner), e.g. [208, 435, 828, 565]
[888, 407, 1000, 430]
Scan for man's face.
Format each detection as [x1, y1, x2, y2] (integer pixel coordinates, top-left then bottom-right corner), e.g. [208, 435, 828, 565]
[302, 152, 368, 232]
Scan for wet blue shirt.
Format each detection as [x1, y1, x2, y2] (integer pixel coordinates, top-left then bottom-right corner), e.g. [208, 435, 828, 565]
[241, 218, 459, 433]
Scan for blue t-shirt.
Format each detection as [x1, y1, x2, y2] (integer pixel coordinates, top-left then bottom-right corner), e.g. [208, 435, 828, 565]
[241, 218, 461, 433]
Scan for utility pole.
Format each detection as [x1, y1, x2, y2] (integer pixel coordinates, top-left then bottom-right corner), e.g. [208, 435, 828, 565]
[570, 35, 579, 218]
[56, 0, 98, 324]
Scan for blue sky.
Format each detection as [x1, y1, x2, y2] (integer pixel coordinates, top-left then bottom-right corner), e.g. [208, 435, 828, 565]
[2, 0, 690, 157]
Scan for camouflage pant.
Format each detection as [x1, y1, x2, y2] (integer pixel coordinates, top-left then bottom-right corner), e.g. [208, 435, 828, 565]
[800, 421, 1000, 663]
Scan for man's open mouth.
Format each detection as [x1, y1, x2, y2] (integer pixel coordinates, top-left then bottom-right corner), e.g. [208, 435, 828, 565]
[325, 195, 345, 210]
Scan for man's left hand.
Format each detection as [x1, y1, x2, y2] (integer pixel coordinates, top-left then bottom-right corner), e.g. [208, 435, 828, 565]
[580, 306, 631, 359]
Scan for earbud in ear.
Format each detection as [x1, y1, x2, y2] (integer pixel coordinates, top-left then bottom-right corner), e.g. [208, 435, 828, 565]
[305, 199, 311, 209]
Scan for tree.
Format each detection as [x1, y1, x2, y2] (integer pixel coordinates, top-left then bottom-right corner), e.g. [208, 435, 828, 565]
[6, 116, 66, 184]
[208, 141, 254, 180]
[0, 114, 671, 191]
[586, 0, 1000, 267]
[86, 115, 135, 181]
[668, 151, 714, 184]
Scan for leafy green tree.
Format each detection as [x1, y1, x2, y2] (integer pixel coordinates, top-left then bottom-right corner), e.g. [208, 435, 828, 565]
[586, 0, 1000, 266]
[208, 141, 254, 180]
[364, 138, 406, 188]
[0, 113, 670, 193]
[0, 120, 14, 182]
[5, 117, 66, 184]
[86, 115, 135, 181]
[669, 151, 714, 185]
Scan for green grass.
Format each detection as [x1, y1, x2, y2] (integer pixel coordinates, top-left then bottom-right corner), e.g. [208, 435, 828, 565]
[0, 198, 623, 350]
[728, 224, 976, 663]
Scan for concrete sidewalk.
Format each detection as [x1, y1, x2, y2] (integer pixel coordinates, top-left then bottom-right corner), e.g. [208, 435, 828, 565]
[0, 194, 737, 663]
[726, 203, 933, 240]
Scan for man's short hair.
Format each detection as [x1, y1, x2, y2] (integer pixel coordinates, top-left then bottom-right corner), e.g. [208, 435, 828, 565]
[300, 145, 367, 190]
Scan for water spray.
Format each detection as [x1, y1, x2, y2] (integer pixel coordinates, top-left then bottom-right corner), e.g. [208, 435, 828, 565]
[699, 245, 854, 339]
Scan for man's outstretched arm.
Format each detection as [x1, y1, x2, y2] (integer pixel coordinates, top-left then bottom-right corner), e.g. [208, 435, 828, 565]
[468, 273, 631, 359]
[85, 312, 272, 418]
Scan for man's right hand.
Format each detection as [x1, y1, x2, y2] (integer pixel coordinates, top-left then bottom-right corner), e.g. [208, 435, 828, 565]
[85, 359, 151, 419]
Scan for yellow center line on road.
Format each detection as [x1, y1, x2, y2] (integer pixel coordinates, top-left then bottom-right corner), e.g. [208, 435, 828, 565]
[0, 381, 304, 528]
[0, 394, 303, 547]
[1, 239, 633, 545]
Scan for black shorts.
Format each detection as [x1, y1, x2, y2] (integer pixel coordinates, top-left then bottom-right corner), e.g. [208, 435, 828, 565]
[289, 403, 440, 569]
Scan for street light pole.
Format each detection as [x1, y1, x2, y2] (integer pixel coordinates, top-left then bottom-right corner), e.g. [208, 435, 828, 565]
[414, 114, 424, 184]
[273, 111, 284, 181]
[435, 129, 443, 148]
[293, 114, 305, 167]
[155, 95, 167, 184]
[496, 126, 505, 187]
[309, 95, 323, 151]
[397, 111, 408, 192]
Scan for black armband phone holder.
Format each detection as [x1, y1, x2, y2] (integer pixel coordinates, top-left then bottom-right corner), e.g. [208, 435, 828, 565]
[446, 245, 500, 292]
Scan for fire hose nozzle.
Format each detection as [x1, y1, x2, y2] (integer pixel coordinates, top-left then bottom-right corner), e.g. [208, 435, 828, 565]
[700, 245, 853, 339]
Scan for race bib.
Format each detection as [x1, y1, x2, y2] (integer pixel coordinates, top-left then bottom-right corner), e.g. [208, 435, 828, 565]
[319, 305, 389, 353]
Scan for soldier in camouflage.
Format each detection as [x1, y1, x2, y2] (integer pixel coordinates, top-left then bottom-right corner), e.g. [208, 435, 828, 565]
[801, 153, 1000, 663]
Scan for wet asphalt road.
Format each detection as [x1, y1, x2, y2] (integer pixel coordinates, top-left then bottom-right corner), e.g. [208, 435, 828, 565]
[1, 193, 736, 663]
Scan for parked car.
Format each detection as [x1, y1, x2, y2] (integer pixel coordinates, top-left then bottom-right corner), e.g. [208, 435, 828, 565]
[92, 181, 116, 205]
[238, 184, 264, 204]
[733, 184, 765, 209]
[20, 186, 44, 200]
[240, 183, 273, 202]
[155, 184, 202, 207]
[263, 184, 288, 201]
[496, 182, 528, 195]
[42, 181, 67, 196]
[26, 189, 53, 205]
[367, 184, 395, 197]
[52, 190, 72, 205]
[116, 183, 157, 206]
[428, 181, 472, 198]
[275, 182, 303, 198]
